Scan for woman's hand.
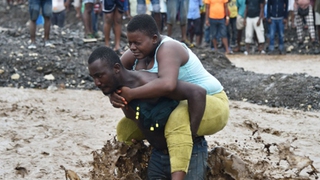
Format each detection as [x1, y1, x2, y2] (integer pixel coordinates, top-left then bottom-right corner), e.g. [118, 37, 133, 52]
[109, 90, 127, 108]
[119, 86, 133, 104]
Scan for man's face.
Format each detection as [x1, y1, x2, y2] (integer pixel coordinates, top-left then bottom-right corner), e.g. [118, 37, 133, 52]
[88, 59, 119, 95]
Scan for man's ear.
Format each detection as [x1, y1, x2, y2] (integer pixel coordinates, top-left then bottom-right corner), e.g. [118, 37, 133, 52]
[113, 63, 121, 74]
[152, 34, 159, 44]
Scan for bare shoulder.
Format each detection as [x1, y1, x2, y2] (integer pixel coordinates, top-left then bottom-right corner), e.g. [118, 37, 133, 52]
[121, 49, 136, 70]
[156, 40, 189, 64]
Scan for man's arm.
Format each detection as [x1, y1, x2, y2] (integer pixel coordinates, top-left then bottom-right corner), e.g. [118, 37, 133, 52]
[244, 1, 248, 26]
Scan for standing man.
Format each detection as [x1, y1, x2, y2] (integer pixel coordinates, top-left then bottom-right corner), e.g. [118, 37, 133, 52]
[267, 0, 288, 54]
[137, 0, 162, 31]
[243, 0, 265, 55]
[167, 0, 194, 47]
[101, 0, 124, 55]
[187, 0, 203, 46]
[51, 0, 71, 28]
[82, 0, 95, 39]
[28, 0, 53, 49]
[315, 0, 320, 43]
[294, 0, 317, 47]
[228, 0, 238, 48]
[234, 0, 246, 52]
[205, 0, 231, 54]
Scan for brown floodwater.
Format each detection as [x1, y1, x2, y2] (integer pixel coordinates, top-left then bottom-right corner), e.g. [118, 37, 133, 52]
[227, 55, 320, 77]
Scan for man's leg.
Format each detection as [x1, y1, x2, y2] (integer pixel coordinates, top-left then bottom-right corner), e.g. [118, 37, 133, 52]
[166, 0, 177, 37]
[43, 16, 51, 41]
[103, 12, 114, 48]
[41, 0, 53, 42]
[268, 19, 276, 52]
[295, 10, 304, 43]
[136, 0, 146, 14]
[253, 17, 265, 52]
[151, 0, 161, 31]
[148, 149, 171, 179]
[278, 18, 285, 52]
[83, 1, 94, 36]
[235, 15, 244, 52]
[113, 8, 123, 51]
[305, 5, 316, 41]
[28, 0, 40, 44]
[184, 137, 208, 180]
[210, 19, 219, 50]
[179, 0, 189, 42]
[219, 19, 230, 53]
[244, 17, 254, 54]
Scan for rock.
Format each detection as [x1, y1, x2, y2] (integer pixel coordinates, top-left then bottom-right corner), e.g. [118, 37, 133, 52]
[11, 73, 20, 80]
[44, 74, 55, 80]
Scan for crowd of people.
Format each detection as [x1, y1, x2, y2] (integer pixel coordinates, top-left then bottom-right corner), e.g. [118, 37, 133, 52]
[20, 0, 320, 55]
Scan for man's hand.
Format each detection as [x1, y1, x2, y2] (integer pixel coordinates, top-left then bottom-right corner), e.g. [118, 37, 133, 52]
[268, 18, 271, 24]
[243, 19, 246, 27]
[225, 18, 229, 26]
[205, 19, 210, 27]
[109, 90, 127, 108]
[283, 18, 287, 25]
[256, 18, 261, 26]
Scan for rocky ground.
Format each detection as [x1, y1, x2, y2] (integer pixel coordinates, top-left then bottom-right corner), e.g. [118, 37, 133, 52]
[1, 3, 320, 111]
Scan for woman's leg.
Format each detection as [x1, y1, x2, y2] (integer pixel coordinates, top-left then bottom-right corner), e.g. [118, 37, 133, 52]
[116, 117, 145, 145]
[164, 91, 229, 173]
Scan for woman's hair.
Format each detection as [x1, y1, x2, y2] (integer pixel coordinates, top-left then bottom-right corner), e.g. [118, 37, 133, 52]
[88, 46, 122, 67]
[127, 14, 160, 38]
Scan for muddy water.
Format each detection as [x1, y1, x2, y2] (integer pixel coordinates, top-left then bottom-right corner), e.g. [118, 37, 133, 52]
[227, 55, 320, 77]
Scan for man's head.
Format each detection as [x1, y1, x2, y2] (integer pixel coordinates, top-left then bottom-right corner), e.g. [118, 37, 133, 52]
[88, 46, 123, 95]
[127, 14, 160, 38]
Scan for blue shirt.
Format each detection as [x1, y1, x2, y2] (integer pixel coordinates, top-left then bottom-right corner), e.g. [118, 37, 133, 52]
[151, 36, 224, 95]
[187, 0, 202, 19]
[236, 0, 246, 17]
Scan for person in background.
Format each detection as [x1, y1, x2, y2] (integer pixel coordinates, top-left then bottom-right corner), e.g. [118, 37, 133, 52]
[137, 0, 162, 31]
[288, 0, 296, 28]
[123, 0, 132, 19]
[315, 0, 320, 42]
[243, 0, 265, 55]
[28, 0, 53, 49]
[159, 0, 167, 33]
[92, 1, 102, 37]
[73, 0, 81, 18]
[205, 0, 231, 54]
[167, 0, 194, 47]
[101, 0, 124, 55]
[267, 0, 288, 54]
[187, 0, 203, 46]
[82, 0, 96, 39]
[294, 0, 317, 47]
[51, 0, 71, 28]
[233, 0, 246, 52]
[228, 0, 237, 48]
[199, 0, 206, 46]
